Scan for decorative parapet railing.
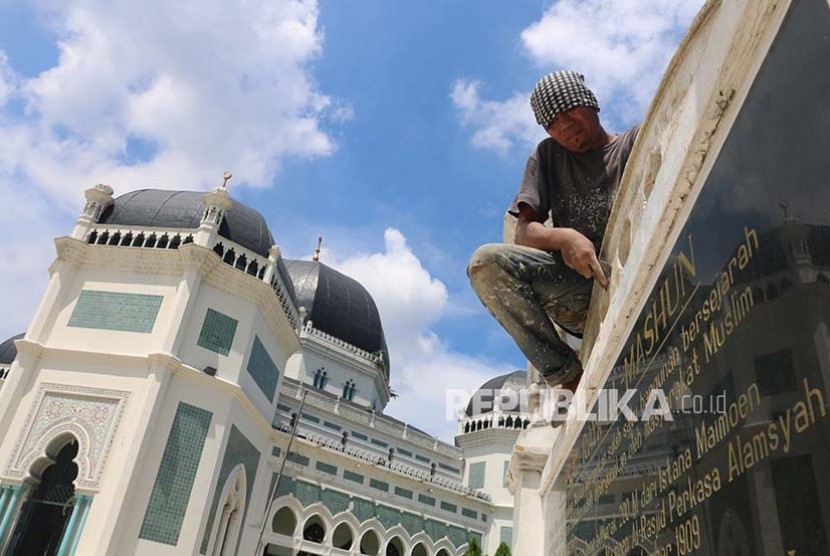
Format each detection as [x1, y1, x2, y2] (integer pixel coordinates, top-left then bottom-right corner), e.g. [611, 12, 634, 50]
[459, 413, 531, 435]
[0, 366, 9, 380]
[299, 321, 384, 369]
[283, 429, 491, 503]
[212, 239, 301, 330]
[84, 225, 194, 251]
[212, 240, 269, 280]
[268, 262, 299, 331]
[279, 380, 461, 458]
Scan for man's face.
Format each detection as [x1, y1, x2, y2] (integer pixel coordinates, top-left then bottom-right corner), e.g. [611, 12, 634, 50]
[546, 106, 601, 153]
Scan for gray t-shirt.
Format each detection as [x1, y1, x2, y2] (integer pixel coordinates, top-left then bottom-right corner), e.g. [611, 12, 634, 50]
[509, 125, 639, 249]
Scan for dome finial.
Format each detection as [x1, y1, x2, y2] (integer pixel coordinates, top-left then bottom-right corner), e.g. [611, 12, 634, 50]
[221, 171, 233, 189]
[312, 236, 323, 262]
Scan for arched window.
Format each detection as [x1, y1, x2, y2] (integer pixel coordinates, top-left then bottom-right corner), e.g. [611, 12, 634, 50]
[5, 440, 79, 555]
[343, 380, 356, 401]
[360, 530, 380, 555]
[386, 537, 404, 556]
[271, 506, 297, 536]
[208, 469, 246, 556]
[313, 368, 328, 389]
[332, 523, 354, 550]
[302, 515, 326, 544]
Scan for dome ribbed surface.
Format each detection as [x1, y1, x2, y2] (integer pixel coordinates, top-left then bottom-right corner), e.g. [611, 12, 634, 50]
[284, 260, 390, 377]
[0, 333, 24, 365]
[99, 189, 274, 257]
[466, 370, 527, 416]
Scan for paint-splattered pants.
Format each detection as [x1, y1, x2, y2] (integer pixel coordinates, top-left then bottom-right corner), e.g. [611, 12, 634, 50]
[467, 243, 593, 385]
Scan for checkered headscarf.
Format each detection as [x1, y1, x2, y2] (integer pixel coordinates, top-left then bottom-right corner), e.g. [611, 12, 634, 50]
[530, 71, 599, 129]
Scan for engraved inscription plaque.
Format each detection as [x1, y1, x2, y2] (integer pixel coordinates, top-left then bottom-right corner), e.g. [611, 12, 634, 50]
[565, 1, 830, 554]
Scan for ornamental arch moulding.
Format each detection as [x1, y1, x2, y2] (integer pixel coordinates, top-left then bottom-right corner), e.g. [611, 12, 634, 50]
[6, 383, 130, 490]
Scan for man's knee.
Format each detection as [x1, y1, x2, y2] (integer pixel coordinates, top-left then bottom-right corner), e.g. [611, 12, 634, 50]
[467, 243, 506, 278]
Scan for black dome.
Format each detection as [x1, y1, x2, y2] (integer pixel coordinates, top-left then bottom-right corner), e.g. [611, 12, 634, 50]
[284, 260, 390, 377]
[466, 370, 527, 416]
[0, 333, 24, 365]
[99, 190, 275, 257]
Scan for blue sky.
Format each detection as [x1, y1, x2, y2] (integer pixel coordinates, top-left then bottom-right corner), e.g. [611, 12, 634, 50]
[0, 0, 701, 440]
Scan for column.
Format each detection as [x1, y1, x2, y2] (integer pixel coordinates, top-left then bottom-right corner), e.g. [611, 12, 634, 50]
[0, 484, 24, 547]
[68, 495, 91, 556]
[0, 486, 10, 522]
[56, 495, 84, 556]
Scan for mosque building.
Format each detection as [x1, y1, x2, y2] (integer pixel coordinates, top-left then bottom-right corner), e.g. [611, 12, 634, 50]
[0, 181, 522, 556]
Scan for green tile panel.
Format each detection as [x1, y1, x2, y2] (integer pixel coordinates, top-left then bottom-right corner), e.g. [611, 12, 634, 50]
[139, 403, 212, 545]
[200, 425, 261, 554]
[469, 531, 484, 547]
[315, 461, 338, 475]
[438, 463, 460, 474]
[275, 477, 297, 498]
[401, 511, 424, 536]
[418, 494, 436, 506]
[295, 481, 322, 507]
[462, 508, 478, 520]
[343, 470, 364, 484]
[415, 454, 430, 463]
[468, 462, 485, 489]
[376, 505, 401, 529]
[425, 519, 450, 543]
[271, 446, 281, 457]
[301, 413, 320, 423]
[323, 421, 342, 431]
[246, 336, 280, 402]
[440, 501, 457, 514]
[277, 404, 291, 412]
[351, 431, 368, 441]
[394, 486, 413, 499]
[448, 525, 468, 547]
[397, 448, 412, 457]
[370, 438, 388, 448]
[197, 309, 237, 356]
[69, 290, 163, 333]
[353, 498, 375, 522]
[503, 460, 510, 487]
[320, 489, 350, 514]
[286, 452, 309, 466]
[369, 479, 389, 492]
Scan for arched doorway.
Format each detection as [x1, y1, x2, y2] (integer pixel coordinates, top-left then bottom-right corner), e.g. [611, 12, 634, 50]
[5, 441, 79, 555]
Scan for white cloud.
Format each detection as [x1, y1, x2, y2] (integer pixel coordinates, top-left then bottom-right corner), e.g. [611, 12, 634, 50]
[0, 51, 15, 106]
[451, 79, 544, 156]
[452, 0, 703, 152]
[329, 228, 513, 440]
[1, 0, 342, 204]
[0, 0, 343, 338]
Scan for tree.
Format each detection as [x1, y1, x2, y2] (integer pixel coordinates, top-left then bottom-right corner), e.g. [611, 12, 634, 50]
[494, 542, 512, 556]
[464, 537, 483, 556]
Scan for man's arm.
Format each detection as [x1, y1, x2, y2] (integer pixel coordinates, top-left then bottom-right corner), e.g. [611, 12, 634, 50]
[514, 204, 608, 288]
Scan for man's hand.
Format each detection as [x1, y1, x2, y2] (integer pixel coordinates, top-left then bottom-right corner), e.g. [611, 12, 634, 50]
[560, 229, 608, 288]
[514, 204, 608, 288]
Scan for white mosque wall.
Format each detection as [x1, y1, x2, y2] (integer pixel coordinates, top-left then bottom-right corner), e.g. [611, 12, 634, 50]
[38, 266, 180, 356]
[285, 346, 382, 411]
[0, 184, 517, 554]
